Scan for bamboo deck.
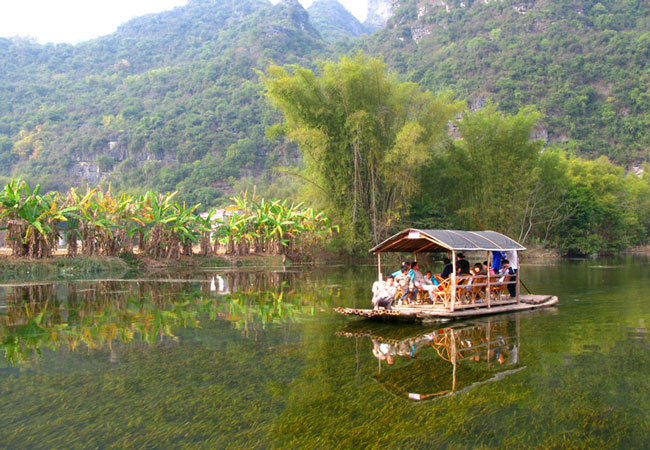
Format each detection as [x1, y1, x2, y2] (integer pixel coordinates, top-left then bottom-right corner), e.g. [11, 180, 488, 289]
[335, 295, 558, 320]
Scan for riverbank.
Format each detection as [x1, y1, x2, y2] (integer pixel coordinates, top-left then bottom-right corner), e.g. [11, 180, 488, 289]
[0, 253, 292, 281]
[519, 244, 560, 260]
[2, 243, 646, 282]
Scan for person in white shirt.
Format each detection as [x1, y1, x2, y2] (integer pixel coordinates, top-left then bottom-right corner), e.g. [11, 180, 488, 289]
[505, 250, 518, 271]
[372, 276, 397, 310]
[411, 262, 437, 301]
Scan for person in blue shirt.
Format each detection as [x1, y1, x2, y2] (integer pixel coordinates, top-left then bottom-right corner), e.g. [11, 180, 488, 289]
[391, 261, 409, 278]
[491, 251, 505, 273]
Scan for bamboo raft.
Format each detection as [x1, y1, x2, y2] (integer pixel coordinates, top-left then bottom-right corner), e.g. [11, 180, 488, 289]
[335, 294, 558, 320]
[336, 229, 559, 321]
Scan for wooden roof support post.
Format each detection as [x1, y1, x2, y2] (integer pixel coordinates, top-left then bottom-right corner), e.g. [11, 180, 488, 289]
[377, 252, 382, 281]
[451, 250, 457, 312]
[486, 251, 491, 308]
[515, 250, 520, 304]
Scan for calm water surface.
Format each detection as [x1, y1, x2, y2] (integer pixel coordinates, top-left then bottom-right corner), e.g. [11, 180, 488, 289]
[0, 256, 648, 449]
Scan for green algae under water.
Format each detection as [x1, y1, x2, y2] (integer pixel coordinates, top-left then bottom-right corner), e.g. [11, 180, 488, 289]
[0, 256, 648, 449]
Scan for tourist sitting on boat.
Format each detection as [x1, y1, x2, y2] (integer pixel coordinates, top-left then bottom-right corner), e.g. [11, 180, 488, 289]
[456, 253, 471, 275]
[424, 271, 439, 286]
[411, 262, 427, 285]
[372, 275, 397, 310]
[483, 260, 495, 275]
[440, 257, 453, 279]
[473, 262, 487, 276]
[371, 278, 385, 297]
[499, 259, 517, 298]
[395, 266, 416, 303]
[412, 262, 437, 302]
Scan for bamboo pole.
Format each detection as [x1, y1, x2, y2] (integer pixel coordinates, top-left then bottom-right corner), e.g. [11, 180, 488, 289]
[377, 252, 382, 281]
[515, 250, 520, 303]
[451, 250, 457, 312]
[486, 251, 492, 308]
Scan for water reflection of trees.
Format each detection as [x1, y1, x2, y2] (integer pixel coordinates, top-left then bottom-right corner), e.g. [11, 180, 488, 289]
[337, 317, 524, 401]
[0, 273, 335, 365]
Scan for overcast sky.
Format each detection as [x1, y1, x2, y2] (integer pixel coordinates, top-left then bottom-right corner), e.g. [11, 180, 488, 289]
[0, 0, 368, 45]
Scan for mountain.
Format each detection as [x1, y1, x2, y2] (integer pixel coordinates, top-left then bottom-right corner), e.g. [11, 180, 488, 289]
[307, 0, 367, 43]
[0, 0, 327, 205]
[365, 0, 395, 32]
[359, 0, 650, 165]
[3, 0, 650, 208]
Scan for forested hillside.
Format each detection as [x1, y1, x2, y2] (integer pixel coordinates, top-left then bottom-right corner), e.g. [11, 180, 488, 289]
[0, 0, 325, 205]
[360, 0, 650, 165]
[2, 0, 650, 254]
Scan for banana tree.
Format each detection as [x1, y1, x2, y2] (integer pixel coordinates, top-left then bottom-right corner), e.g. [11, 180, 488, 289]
[195, 208, 216, 256]
[140, 192, 203, 258]
[0, 179, 76, 257]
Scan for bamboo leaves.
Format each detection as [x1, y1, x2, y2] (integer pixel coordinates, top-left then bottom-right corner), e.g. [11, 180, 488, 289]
[260, 53, 463, 250]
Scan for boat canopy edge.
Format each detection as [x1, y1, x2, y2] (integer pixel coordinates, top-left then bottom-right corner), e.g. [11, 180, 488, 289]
[369, 229, 526, 253]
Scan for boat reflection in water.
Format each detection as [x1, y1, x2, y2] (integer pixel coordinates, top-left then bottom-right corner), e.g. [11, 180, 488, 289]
[337, 316, 525, 401]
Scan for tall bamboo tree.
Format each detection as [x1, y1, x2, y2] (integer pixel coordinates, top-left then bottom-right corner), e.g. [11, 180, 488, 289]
[259, 53, 463, 250]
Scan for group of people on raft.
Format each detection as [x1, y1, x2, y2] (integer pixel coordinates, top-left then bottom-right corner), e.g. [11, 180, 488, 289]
[371, 251, 519, 310]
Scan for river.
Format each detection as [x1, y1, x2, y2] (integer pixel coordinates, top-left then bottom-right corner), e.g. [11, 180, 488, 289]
[0, 255, 648, 449]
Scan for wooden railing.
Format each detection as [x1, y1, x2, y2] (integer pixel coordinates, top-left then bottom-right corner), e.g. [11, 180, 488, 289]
[389, 274, 517, 311]
[431, 274, 517, 309]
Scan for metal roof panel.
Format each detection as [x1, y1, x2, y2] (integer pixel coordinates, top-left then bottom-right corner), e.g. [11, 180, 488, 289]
[370, 229, 526, 253]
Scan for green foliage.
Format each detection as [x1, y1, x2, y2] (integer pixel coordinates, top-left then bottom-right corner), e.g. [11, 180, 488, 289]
[2, 0, 650, 255]
[260, 53, 463, 250]
[556, 156, 646, 255]
[442, 104, 543, 234]
[410, 108, 650, 256]
[0, 178, 336, 259]
[363, 0, 650, 164]
[0, 0, 325, 203]
[0, 178, 75, 257]
[215, 191, 338, 259]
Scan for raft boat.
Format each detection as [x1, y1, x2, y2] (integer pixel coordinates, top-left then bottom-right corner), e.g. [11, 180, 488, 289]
[336, 229, 558, 321]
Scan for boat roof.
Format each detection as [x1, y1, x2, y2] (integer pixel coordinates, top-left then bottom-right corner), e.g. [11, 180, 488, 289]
[369, 228, 526, 253]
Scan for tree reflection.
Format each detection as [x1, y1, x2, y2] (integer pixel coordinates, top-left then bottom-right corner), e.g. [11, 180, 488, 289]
[0, 274, 334, 365]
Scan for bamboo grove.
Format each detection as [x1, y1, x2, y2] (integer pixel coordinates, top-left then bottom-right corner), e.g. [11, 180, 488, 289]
[0, 179, 337, 259]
